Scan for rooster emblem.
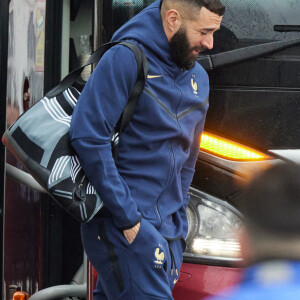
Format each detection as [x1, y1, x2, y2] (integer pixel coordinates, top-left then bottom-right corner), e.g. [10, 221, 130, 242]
[191, 77, 198, 95]
[154, 248, 165, 265]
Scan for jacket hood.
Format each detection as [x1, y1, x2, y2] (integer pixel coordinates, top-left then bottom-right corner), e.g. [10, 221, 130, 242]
[111, 0, 183, 75]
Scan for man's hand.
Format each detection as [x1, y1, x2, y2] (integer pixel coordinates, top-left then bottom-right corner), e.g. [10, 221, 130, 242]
[123, 222, 141, 244]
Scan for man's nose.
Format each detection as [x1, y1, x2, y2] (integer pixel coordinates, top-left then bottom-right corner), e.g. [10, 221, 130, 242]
[201, 35, 214, 50]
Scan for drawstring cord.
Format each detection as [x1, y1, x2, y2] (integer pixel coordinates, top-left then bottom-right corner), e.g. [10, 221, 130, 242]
[168, 241, 178, 277]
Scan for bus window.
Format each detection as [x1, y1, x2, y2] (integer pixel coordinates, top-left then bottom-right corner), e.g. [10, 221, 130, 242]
[211, 0, 300, 53]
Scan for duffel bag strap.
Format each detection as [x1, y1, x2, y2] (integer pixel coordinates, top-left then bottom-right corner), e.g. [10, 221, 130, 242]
[45, 40, 149, 160]
[45, 41, 119, 98]
[117, 41, 149, 135]
[112, 42, 149, 160]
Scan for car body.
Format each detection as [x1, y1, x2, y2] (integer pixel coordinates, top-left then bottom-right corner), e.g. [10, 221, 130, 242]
[175, 0, 300, 297]
[91, 0, 300, 298]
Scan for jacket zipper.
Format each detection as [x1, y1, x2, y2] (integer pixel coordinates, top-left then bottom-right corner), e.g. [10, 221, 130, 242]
[155, 144, 175, 228]
[155, 203, 162, 227]
[173, 79, 183, 134]
[155, 78, 182, 229]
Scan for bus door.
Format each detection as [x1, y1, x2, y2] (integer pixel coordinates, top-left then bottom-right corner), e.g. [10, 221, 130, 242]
[3, 1, 47, 298]
[2, 0, 95, 298]
[0, 0, 9, 299]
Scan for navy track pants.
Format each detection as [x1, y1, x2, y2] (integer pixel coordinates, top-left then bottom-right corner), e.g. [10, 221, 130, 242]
[81, 217, 184, 300]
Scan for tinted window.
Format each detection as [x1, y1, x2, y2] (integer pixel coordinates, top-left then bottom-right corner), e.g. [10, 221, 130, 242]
[108, 0, 300, 50]
[205, 0, 300, 150]
[210, 0, 300, 53]
[103, 0, 154, 41]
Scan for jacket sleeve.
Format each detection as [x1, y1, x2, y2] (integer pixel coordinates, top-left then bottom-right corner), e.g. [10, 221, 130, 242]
[180, 117, 206, 208]
[69, 45, 142, 229]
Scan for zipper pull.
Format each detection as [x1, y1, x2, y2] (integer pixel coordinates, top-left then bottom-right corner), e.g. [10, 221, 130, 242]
[75, 175, 86, 200]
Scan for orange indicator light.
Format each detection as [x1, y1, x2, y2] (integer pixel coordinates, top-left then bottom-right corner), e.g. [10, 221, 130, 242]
[200, 132, 270, 161]
[13, 292, 29, 300]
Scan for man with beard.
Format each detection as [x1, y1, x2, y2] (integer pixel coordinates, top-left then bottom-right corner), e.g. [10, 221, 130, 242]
[70, 0, 224, 299]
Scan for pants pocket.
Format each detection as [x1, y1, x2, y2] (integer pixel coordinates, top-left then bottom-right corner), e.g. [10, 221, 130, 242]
[167, 238, 184, 290]
[126, 219, 173, 299]
[81, 221, 126, 299]
[81, 219, 175, 300]
[97, 221, 125, 294]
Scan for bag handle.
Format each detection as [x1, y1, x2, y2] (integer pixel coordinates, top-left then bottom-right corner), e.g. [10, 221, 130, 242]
[45, 42, 118, 98]
[45, 41, 148, 99]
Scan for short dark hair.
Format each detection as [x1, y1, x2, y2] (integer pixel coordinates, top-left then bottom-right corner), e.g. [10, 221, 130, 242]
[240, 163, 300, 238]
[190, 0, 225, 16]
[163, 0, 225, 17]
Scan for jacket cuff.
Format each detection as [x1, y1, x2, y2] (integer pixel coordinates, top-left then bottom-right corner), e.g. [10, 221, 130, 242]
[116, 215, 143, 230]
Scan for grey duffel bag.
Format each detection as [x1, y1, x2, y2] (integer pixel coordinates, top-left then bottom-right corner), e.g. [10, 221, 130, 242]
[2, 41, 148, 222]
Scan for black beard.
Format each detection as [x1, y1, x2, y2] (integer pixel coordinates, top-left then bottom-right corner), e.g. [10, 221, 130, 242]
[169, 27, 198, 70]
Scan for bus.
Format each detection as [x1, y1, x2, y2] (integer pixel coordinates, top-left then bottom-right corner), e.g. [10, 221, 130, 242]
[1, 0, 299, 299]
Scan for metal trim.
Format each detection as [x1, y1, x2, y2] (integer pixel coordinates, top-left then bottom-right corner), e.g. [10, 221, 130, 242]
[0, 0, 9, 298]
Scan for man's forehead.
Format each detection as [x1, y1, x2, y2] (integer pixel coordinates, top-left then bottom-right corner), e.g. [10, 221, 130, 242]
[193, 6, 223, 29]
[198, 25, 221, 32]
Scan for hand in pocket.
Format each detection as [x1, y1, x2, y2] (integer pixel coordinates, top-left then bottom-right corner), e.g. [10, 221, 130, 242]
[123, 221, 141, 244]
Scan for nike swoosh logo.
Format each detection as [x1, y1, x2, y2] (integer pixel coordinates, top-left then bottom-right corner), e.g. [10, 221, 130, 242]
[174, 278, 178, 285]
[147, 75, 163, 79]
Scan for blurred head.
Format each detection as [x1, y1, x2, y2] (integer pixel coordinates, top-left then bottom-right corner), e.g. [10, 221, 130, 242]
[161, 0, 225, 69]
[239, 163, 300, 264]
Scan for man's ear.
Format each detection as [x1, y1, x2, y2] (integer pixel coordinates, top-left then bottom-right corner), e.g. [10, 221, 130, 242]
[165, 9, 182, 33]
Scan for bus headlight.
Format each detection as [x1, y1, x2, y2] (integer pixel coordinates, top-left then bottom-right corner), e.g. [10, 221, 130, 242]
[184, 187, 243, 264]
